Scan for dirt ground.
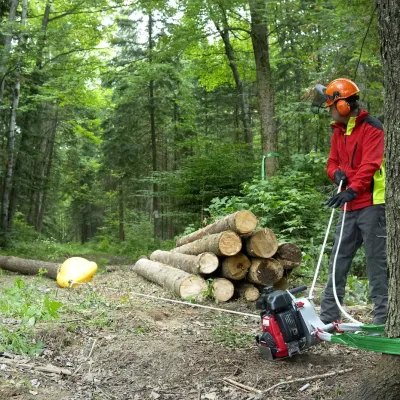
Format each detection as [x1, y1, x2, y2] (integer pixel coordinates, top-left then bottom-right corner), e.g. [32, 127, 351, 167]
[0, 268, 377, 400]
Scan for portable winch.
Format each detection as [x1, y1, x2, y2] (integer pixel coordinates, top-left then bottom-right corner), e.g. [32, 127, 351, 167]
[255, 285, 329, 360]
[254, 285, 399, 361]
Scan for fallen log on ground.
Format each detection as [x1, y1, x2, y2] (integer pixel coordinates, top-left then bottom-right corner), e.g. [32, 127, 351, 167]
[274, 242, 302, 269]
[247, 258, 283, 286]
[210, 278, 235, 302]
[176, 210, 257, 247]
[132, 259, 207, 301]
[0, 256, 60, 279]
[235, 282, 260, 301]
[221, 253, 251, 280]
[244, 228, 278, 258]
[150, 250, 219, 275]
[172, 231, 242, 256]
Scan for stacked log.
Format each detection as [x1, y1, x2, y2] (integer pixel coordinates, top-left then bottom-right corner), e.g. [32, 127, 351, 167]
[132, 210, 303, 303]
[132, 259, 207, 301]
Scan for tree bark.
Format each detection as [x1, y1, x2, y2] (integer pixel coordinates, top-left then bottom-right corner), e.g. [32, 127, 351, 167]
[0, 0, 27, 242]
[211, 278, 234, 302]
[0, 255, 59, 279]
[235, 282, 260, 301]
[274, 242, 302, 269]
[176, 210, 257, 247]
[150, 250, 219, 275]
[0, 0, 19, 104]
[214, 17, 253, 148]
[249, 0, 278, 177]
[244, 228, 278, 258]
[132, 259, 207, 301]
[173, 231, 242, 256]
[345, 2, 400, 398]
[273, 276, 290, 291]
[247, 258, 283, 286]
[221, 253, 251, 280]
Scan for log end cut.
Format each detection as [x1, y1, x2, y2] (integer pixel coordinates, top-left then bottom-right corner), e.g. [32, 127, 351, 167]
[218, 231, 242, 256]
[179, 275, 208, 301]
[236, 283, 260, 302]
[211, 278, 234, 302]
[197, 252, 219, 274]
[245, 228, 278, 258]
[234, 210, 258, 234]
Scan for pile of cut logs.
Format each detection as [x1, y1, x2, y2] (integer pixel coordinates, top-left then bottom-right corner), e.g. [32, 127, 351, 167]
[132, 210, 302, 303]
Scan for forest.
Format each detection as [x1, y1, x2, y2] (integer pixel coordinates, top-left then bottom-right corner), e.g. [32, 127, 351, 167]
[1, 0, 399, 399]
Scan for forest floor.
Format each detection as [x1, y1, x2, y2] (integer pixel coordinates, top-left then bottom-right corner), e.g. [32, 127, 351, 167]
[0, 263, 377, 400]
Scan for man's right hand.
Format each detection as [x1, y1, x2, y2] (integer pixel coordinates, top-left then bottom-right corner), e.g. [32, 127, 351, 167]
[334, 170, 348, 186]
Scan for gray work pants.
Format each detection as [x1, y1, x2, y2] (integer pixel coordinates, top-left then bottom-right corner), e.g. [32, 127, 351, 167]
[320, 204, 388, 324]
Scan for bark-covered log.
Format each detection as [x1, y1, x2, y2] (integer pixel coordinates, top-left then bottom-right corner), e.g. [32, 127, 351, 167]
[247, 258, 283, 286]
[173, 231, 242, 256]
[211, 278, 234, 302]
[235, 282, 260, 301]
[221, 253, 251, 280]
[273, 277, 290, 291]
[274, 242, 302, 269]
[132, 259, 207, 300]
[150, 250, 218, 275]
[0, 256, 59, 279]
[176, 210, 257, 247]
[244, 228, 278, 258]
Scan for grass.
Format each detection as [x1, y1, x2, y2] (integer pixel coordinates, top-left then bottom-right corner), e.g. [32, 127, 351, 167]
[0, 277, 63, 355]
[210, 314, 255, 348]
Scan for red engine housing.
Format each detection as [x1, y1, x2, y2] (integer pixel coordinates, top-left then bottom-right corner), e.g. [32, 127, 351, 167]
[261, 314, 289, 358]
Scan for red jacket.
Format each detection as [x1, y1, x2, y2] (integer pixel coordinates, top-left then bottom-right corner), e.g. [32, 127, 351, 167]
[327, 110, 385, 211]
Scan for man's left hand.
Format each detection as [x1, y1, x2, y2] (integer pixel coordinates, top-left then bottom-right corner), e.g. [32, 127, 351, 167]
[327, 188, 357, 208]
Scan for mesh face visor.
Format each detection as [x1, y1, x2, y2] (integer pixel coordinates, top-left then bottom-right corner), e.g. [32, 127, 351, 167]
[311, 84, 329, 114]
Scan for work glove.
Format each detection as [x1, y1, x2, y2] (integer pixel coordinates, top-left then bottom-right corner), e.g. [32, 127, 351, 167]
[333, 170, 348, 186]
[326, 188, 357, 208]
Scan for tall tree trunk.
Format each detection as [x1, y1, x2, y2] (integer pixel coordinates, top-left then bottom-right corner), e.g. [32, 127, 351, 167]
[0, 0, 19, 104]
[249, 0, 278, 177]
[36, 108, 58, 233]
[119, 184, 125, 241]
[0, 0, 27, 243]
[148, 13, 160, 239]
[214, 19, 252, 148]
[346, 1, 400, 398]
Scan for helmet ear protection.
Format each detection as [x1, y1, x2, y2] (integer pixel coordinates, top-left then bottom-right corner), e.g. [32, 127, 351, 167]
[331, 90, 351, 116]
[335, 99, 351, 116]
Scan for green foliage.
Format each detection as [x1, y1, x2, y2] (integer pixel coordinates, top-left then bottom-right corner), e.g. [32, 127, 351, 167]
[211, 315, 254, 348]
[0, 278, 63, 355]
[345, 275, 370, 306]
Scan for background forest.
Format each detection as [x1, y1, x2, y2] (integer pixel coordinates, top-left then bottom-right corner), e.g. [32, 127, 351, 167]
[0, 0, 382, 276]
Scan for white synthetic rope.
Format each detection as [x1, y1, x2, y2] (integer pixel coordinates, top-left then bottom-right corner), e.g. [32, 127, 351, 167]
[308, 180, 361, 324]
[128, 290, 260, 319]
[331, 203, 362, 324]
[308, 182, 343, 300]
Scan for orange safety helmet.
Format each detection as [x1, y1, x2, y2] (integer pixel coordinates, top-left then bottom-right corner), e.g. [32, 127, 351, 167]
[313, 78, 360, 116]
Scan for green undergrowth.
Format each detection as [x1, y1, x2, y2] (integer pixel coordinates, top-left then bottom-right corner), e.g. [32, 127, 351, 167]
[0, 277, 63, 355]
[211, 314, 255, 348]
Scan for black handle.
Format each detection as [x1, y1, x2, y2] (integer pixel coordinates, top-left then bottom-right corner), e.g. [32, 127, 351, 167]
[289, 285, 307, 295]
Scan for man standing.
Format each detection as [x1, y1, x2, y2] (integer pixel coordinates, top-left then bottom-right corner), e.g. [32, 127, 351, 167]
[314, 78, 388, 325]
